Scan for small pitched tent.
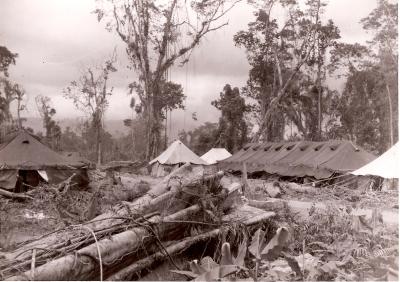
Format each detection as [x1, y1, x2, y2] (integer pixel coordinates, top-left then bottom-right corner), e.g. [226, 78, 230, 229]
[0, 131, 89, 192]
[149, 140, 207, 177]
[220, 140, 376, 179]
[351, 142, 399, 179]
[201, 148, 232, 165]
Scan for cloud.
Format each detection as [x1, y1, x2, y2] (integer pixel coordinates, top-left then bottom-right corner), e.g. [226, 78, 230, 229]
[1, 0, 378, 128]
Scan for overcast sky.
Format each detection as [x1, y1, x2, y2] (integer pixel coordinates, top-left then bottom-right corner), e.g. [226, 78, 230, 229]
[0, 0, 377, 134]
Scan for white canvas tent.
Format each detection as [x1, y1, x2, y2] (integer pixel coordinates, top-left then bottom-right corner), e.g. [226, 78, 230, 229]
[149, 140, 207, 177]
[351, 142, 399, 179]
[201, 148, 232, 165]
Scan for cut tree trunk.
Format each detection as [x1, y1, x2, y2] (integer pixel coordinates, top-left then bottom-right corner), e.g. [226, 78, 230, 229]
[106, 229, 221, 281]
[7, 204, 275, 281]
[248, 199, 286, 211]
[4, 166, 222, 263]
[7, 205, 203, 281]
[0, 188, 33, 200]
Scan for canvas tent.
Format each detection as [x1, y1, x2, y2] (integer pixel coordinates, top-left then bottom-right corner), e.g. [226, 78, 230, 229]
[149, 140, 207, 177]
[219, 140, 376, 179]
[201, 148, 232, 165]
[351, 142, 399, 179]
[0, 131, 89, 191]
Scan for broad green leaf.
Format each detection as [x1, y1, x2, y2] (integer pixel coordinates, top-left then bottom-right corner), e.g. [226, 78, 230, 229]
[194, 265, 240, 281]
[170, 270, 199, 278]
[234, 239, 247, 267]
[190, 260, 208, 275]
[319, 261, 339, 275]
[200, 256, 218, 272]
[282, 252, 303, 278]
[248, 228, 266, 260]
[261, 227, 289, 261]
[220, 242, 234, 265]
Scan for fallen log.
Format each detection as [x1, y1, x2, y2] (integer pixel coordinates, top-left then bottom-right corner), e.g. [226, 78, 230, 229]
[3, 168, 223, 263]
[106, 229, 221, 281]
[283, 182, 316, 194]
[108, 204, 276, 281]
[248, 199, 286, 211]
[7, 205, 203, 281]
[86, 167, 223, 230]
[0, 188, 33, 200]
[0, 212, 160, 279]
[221, 204, 276, 225]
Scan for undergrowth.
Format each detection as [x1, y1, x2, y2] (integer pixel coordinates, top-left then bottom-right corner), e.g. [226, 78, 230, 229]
[172, 203, 399, 281]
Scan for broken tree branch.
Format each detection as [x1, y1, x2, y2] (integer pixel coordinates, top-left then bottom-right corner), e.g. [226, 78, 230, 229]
[0, 188, 33, 200]
[106, 229, 221, 281]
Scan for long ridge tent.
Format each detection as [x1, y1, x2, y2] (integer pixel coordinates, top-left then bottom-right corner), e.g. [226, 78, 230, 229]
[0, 130, 89, 191]
[219, 140, 376, 179]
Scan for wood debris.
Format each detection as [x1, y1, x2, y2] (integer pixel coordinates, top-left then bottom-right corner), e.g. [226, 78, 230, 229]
[0, 165, 275, 281]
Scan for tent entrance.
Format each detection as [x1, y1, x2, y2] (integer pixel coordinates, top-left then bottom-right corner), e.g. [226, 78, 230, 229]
[15, 170, 47, 193]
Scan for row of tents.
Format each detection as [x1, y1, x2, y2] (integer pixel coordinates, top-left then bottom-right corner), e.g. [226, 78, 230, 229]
[148, 140, 232, 177]
[0, 131, 233, 190]
[149, 139, 399, 180]
[219, 140, 376, 179]
[0, 130, 398, 192]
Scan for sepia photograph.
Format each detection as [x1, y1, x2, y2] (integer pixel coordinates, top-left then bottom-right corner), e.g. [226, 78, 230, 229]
[0, 0, 398, 280]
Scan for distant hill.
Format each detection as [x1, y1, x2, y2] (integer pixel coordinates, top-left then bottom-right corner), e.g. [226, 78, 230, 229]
[23, 117, 130, 138]
[23, 111, 218, 140]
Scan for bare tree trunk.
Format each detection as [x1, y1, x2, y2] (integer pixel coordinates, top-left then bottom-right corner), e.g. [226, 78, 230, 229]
[164, 108, 168, 150]
[385, 82, 394, 148]
[145, 100, 153, 160]
[131, 109, 135, 160]
[96, 119, 102, 166]
[106, 229, 221, 281]
[317, 66, 322, 141]
[17, 98, 22, 130]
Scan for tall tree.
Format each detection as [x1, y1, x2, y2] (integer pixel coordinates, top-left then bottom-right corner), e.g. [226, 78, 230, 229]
[234, 0, 339, 141]
[212, 84, 248, 152]
[14, 84, 26, 130]
[361, 0, 398, 148]
[327, 0, 398, 153]
[95, 0, 239, 160]
[35, 95, 62, 150]
[0, 46, 18, 133]
[0, 47, 28, 134]
[129, 96, 136, 159]
[125, 79, 185, 159]
[64, 54, 117, 165]
[123, 115, 148, 160]
[186, 122, 219, 155]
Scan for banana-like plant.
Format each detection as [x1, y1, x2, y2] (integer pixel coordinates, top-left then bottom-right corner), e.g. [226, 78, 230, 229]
[171, 226, 296, 281]
[171, 240, 247, 281]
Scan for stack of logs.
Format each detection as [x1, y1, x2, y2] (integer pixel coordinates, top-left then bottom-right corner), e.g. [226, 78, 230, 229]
[0, 164, 275, 281]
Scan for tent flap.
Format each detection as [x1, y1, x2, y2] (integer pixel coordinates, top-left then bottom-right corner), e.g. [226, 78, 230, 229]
[0, 169, 18, 190]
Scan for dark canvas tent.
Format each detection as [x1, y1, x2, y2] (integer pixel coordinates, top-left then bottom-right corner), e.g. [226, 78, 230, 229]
[219, 140, 376, 179]
[0, 131, 89, 191]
